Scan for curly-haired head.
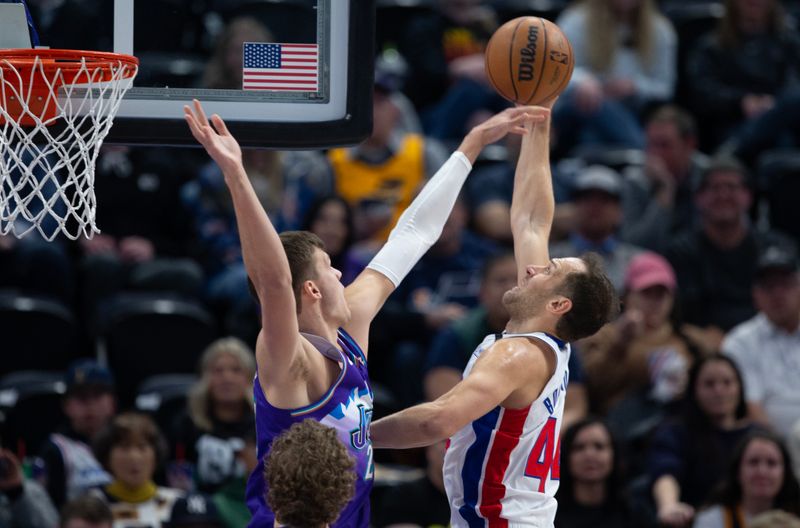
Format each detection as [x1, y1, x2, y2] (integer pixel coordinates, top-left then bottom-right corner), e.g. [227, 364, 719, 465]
[265, 419, 356, 527]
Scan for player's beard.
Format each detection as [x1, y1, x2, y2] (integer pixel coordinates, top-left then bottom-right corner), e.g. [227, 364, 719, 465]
[502, 285, 549, 321]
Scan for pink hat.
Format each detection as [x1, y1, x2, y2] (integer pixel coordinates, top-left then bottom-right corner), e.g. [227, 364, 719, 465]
[625, 252, 677, 292]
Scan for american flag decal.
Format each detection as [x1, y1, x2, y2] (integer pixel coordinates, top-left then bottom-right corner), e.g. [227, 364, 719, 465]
[242, 42, 319, 92]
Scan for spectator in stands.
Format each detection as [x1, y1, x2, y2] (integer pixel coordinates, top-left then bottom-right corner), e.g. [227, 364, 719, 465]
[648, 355, 757, 528]
[0, 448, 58, 528]
[398, 0, 506, 139]
[79, 146, 204, 324]
[622, 106, 710, 252]
[171, 338, 255, 494]
[265, 420, 355, 528]
[424, 251, 589, 429]
[327, 62, 448, 251]
[666, 157, 786, 340]
[554, 417, 653, 528]
[92, 413, 183, 528]
[692, 431, 800, 528]
[551, 165, 643, 294]
[166, 494, 223, 528]
[580, 252, 703, 416]
[686, 0, 800, 154]
[302, 196, 359, 286]
[554, 0, 677, 152]
[722, 240, 800, 438]
[60, 495, 113, 528]
[39, 359, 115, 509]
[374, 441, 449, 527]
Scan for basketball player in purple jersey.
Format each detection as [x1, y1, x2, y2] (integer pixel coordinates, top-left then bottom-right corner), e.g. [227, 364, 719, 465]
[370, 103, 619, 527]
[183, 100, 548, 527]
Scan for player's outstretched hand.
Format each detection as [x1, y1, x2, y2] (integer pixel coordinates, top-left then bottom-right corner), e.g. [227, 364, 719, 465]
[473, 106, 550, 147]
[458, 106, 550, 163]
[184, 99, 243, 175]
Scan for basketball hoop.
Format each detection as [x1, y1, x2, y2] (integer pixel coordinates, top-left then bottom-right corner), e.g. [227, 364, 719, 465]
[0, 49, 138, 240]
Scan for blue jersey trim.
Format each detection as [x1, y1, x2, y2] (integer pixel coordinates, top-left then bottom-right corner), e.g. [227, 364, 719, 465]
[458, 407, 501, 528]
[338, 328, 367, 365]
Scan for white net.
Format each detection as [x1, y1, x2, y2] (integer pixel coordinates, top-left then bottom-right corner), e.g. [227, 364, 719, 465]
[0, 52, 138, 240]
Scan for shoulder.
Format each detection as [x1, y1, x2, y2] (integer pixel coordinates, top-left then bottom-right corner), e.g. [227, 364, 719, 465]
[723, 314, 769, 350]
[485, 335, 557, 374]
[652, 13, 677, 41]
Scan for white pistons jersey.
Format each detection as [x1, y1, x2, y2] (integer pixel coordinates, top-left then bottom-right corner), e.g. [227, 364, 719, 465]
[443, 331, 570, 528]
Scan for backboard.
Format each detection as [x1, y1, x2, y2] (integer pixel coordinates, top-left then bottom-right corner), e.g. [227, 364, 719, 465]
[8, 0, 375, 149]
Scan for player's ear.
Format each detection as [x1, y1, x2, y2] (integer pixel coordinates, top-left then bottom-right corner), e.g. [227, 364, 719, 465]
[302, 279, 322, 300]
[547, 296, 572, 316]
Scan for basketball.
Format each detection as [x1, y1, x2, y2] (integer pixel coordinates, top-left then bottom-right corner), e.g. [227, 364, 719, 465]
[485, 17, 574, 105]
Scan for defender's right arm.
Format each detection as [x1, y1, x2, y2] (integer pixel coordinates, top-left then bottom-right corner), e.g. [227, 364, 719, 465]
[184, 100, 300, 384]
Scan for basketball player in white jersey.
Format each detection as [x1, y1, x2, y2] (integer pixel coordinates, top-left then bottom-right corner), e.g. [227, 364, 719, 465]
[370, 103, 619, 527]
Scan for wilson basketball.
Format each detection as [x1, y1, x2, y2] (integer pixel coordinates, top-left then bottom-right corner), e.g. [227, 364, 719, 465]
[485, 17, 574, 105]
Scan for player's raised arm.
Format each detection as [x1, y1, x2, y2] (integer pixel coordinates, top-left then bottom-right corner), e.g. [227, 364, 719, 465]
[343, 107, 549, 351]
[184, 100, 300, 383]
[509, 102, 555, 277]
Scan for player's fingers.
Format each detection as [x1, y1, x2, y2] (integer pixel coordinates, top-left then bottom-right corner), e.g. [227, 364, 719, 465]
[509, 125, 529, 135]
[183, 111, 205, 139]
[192, 99, 210, 128]
[211, 114, 230, 136]
[183, 110, 202, 139]
[184, 114, 212, 147]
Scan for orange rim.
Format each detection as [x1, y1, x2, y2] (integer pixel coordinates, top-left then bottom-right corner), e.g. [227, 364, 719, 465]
[0, 49, 139, 84]
[0, 49, 138, 127]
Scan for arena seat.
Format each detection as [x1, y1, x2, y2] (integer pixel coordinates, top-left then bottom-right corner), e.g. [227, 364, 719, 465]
[95, 294, 217, 409]
[0, 292, 78, 378]
[0, 371, 66, 457]
[135, 373, 198, 435]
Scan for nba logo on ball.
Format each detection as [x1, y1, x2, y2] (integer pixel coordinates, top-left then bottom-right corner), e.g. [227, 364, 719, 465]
[485, 17, 574, 105]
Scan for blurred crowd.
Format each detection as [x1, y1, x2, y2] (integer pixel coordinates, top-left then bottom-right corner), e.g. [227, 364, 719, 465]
[2, 0, 800, 527]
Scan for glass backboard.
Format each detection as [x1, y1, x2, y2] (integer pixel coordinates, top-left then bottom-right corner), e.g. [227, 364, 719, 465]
[4, 0, 375, 148]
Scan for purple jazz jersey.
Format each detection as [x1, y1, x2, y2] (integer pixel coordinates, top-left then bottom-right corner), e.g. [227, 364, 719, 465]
[246, 329, 374, 527]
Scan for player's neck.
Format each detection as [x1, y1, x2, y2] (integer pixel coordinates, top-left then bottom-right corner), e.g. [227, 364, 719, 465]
[505, 315, 555, 335]
[298, 309, 340, 346]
